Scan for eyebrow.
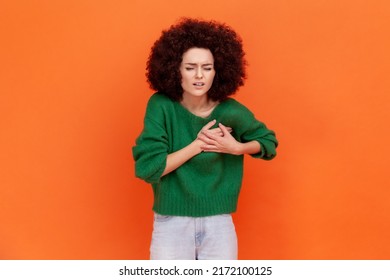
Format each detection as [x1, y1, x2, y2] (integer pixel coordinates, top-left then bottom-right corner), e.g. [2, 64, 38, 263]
[184, 63, 214, 66]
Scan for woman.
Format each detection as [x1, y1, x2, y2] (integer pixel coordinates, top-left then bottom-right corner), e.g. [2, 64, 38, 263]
[132, 18, 278, 260]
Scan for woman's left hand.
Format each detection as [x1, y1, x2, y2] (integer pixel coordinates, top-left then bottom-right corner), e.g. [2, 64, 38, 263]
[198, 123, 242, 155]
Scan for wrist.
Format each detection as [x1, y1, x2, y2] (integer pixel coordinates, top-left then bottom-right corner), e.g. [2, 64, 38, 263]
[234, 142, 244, 155]
[237, 141, 261, 155]
[191, 139, 204, 155]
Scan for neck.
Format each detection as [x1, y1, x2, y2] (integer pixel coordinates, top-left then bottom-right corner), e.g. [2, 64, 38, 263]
[180, 93, 218, 118]
[181, 93, 208, 110]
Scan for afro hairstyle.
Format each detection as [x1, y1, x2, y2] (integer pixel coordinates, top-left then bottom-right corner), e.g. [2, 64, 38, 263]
[146, 18, 247, 101]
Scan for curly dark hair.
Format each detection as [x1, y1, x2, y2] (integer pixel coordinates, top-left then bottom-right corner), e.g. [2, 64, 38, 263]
[146, 18, 247, 101]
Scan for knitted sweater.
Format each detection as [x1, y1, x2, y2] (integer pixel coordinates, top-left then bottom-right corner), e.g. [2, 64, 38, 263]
[132, 92, 278, 217]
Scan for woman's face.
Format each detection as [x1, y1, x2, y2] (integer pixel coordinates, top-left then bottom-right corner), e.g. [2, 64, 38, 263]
[180, 47, 216, 100]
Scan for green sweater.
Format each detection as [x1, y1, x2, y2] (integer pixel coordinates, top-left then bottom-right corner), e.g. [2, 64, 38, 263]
[132, 92, 278, 217]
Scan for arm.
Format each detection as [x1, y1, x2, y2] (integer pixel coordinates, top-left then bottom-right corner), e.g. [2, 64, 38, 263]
[199, 120, 278, 160]
[161, 139, 203, 177]
[161, 119, 233, 177]
[198, 100, 277, 159]
[134, 115, 233, 182]
[235, 140, 261, 155]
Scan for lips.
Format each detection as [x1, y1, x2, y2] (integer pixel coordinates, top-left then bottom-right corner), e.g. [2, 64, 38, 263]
[193, 82, 205, 87]
[193, 83, 205, 91]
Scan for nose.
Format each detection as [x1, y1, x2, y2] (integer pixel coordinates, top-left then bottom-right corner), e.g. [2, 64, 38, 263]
[195, 67, 203, 79]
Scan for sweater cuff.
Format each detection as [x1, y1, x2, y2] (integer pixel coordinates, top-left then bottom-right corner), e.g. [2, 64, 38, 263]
[250, 140, 276, 160]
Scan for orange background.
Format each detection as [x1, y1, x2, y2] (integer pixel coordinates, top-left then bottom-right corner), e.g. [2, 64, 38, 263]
[1, 0, 390, 259]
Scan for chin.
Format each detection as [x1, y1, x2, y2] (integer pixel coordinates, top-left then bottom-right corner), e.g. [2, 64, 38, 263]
[185, 91, 208, 98]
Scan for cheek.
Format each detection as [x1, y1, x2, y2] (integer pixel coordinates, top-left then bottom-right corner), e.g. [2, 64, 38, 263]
[180, 76, 192, 90]
[180, 72, 191, 84]
[209, 72, 216, 84]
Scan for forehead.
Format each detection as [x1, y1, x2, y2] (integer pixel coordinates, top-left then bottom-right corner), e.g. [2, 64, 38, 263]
[182, 47, 214, 63]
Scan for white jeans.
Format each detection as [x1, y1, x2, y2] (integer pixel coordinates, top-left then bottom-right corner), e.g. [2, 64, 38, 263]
[150, 213, 238, 260]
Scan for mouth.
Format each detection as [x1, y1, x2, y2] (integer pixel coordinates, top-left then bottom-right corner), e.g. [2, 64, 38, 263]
[193, 82, 205, 87]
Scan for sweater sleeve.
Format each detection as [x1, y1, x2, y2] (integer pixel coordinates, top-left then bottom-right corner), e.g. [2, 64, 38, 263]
[227, 99, 277, 160]
[240, 116, 278, 160]
[132, 95, 169, 184]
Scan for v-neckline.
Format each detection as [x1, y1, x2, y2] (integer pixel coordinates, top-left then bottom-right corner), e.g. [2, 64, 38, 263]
[175, 99, 226, 121]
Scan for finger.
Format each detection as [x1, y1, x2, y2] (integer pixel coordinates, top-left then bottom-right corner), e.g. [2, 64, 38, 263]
[198, 134, 218, 145]
[202, 129, 219, 141]
[208, 127, 221, 133]
[201, 144, 219, 152]
[218, 123, 230, 136]
[217, 127, 232, 135]
[208, 128, 224, 137]
[202, 119, 217, 131]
